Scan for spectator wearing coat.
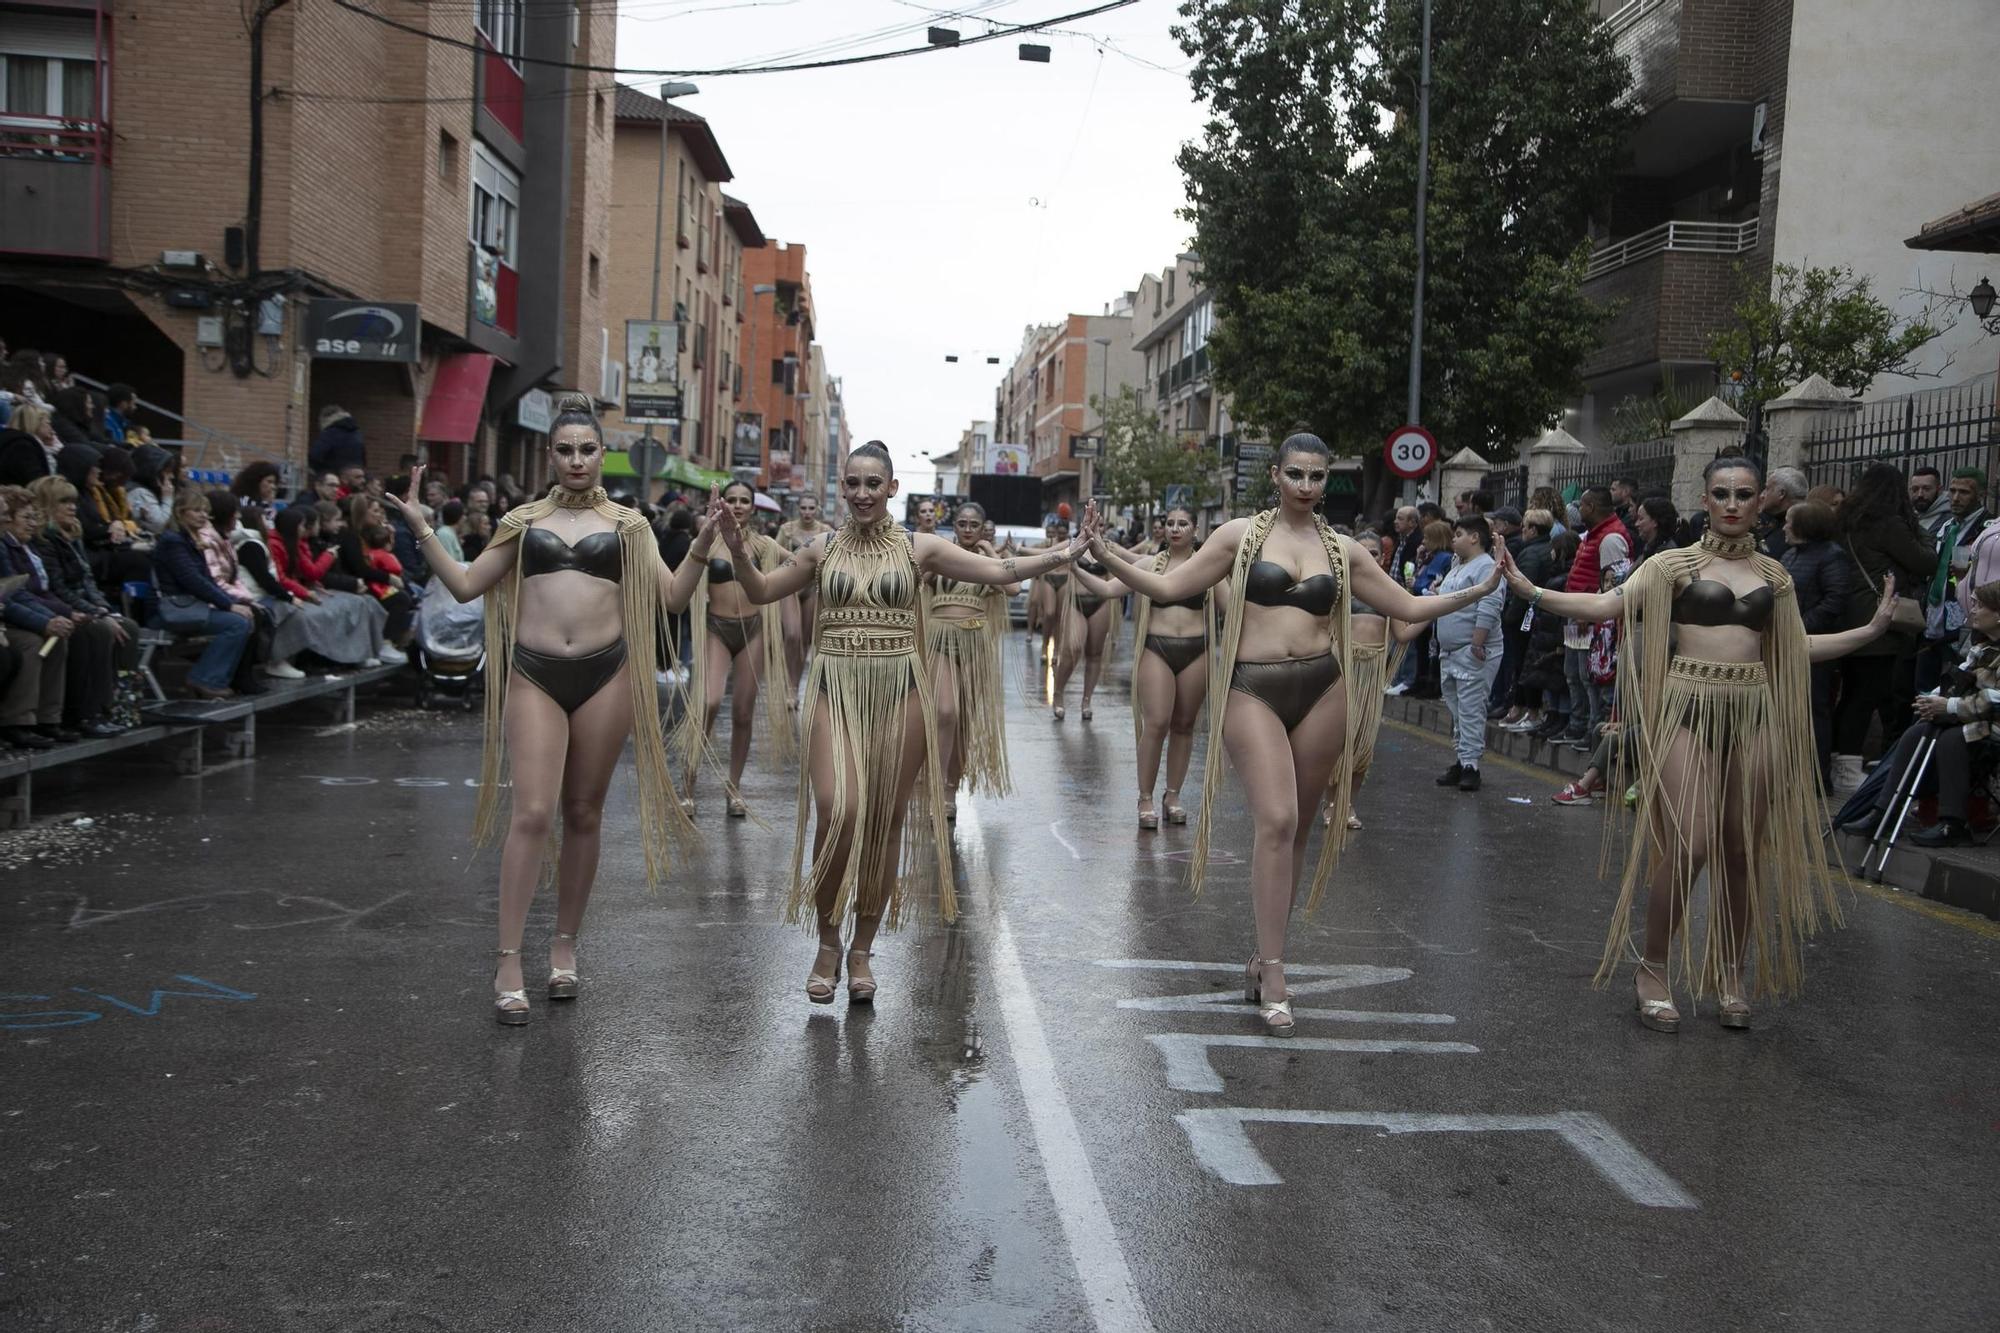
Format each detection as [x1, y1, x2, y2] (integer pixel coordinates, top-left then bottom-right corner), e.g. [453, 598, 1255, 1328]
[308, 406, 366, 477]
[0, 486, 74, 746]
[1829, 463, 1937, 793]
[126, 444, 179, 536]
[1781, 500, 1853, 779]
[151, 487, 257, 700]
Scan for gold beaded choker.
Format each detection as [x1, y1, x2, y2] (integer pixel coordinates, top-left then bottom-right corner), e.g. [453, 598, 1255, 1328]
[552, 485, 607, 510]
[843, 515, 901, 548]
[1699, 530, 1758, 560]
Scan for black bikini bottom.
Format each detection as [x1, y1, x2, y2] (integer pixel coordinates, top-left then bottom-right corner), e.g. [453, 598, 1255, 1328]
[513, 639, 628, 714]
[1230, 653, 1342, 732]
[1145, 634, 1207, 675]
[709, 612, 761, 656]
[1075, 594, 1107, 618]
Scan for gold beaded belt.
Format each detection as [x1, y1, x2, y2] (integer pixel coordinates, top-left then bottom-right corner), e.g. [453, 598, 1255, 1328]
[1667, 656, 1768, 685]
[818, 606, 918, 657]
[949, 617, 986, 631]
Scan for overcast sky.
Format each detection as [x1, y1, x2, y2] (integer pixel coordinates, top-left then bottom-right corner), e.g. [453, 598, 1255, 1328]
[615, 0, 1208, 490]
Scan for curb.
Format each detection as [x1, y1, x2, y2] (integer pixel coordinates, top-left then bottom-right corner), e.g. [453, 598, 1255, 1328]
[1381, 694, 2000, 923]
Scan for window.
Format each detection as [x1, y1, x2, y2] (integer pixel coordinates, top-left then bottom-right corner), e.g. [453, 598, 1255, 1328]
[475, 0, 522, 65]
[593, 91, 606, 135]
[470, 140, 520, 265]
[438, 129, 459, 184]
[587, 251, 600, 296]
[1, 13, 104, 122]
[772, 359, 786, 386]
[1166, 271, 1176, 305]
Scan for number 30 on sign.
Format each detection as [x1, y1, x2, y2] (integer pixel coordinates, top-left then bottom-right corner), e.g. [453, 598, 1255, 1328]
[1383, 425, 1437, 480]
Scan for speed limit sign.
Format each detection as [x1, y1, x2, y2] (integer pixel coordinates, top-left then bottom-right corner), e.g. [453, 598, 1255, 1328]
[1383, 424, 1437, 479]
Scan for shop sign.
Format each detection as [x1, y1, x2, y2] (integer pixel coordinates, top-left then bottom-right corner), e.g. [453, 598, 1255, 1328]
[517, 388, 553, 433]
[624, 321, 682, 422]
[305, 300, 420, 363]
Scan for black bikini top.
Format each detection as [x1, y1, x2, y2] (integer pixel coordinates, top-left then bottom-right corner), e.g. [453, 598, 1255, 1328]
[1672, 579, 1774, 630]
[521, 526, 622, 583]
[707, 556, 736, 584]
[1245, 560, 1336, 615]
[1155, 591, 1205, 611]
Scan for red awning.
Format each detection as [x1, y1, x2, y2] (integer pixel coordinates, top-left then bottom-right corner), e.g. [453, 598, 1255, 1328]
[419, 352, 499, 444]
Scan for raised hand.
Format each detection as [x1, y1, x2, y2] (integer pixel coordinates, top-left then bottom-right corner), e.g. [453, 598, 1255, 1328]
[708, 485, 747, 555]
[1493, 542, 1530, 595]
[389, 464, 426, 522]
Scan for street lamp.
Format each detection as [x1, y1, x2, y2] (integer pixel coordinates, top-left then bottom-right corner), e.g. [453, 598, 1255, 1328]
[646, 80, 699, 456]
[1971, 276, 2000, 335]
[1088, 334, 1114, 511]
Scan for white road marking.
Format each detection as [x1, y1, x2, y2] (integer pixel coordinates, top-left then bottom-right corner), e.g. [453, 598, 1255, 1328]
[1173, 1108, 1699, 1208]
[1048, 820, 1086, 862]
[991, 908, 1157, 1333]
[1146, 1033, 1480, 1093]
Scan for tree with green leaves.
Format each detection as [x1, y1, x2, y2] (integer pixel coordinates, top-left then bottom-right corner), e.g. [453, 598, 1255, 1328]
[1175, 0, 1635, 512]
[1092, 387, 1224, 519]
[1707, 261, 1950, 414]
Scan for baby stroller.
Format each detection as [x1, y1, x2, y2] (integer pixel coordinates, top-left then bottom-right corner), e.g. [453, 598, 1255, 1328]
[412, 582, 485, 710]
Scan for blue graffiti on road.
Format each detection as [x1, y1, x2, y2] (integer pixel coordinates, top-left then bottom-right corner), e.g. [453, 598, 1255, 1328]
[2, 974, 259, 1031]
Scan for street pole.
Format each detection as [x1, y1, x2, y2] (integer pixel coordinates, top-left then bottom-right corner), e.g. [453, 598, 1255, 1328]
[1402, 0, 1432, 504]
[1090, 334, 1113, 518]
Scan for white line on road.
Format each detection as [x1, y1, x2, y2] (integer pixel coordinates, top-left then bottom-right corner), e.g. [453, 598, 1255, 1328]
[990, 908, 1157, 1333]
[1174, 1108, 1699, 1207]
[1146, 1033, 1482, 1093]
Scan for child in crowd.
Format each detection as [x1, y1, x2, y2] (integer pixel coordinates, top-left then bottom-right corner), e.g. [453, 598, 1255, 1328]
[361, 526, 404, 597]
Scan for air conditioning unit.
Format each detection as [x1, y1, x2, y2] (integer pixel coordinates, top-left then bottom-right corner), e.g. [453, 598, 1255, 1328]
[602, 360, 624, 405]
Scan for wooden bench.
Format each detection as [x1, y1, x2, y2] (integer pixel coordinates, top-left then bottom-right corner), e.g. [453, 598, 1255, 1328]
[0, 663, 404, 828]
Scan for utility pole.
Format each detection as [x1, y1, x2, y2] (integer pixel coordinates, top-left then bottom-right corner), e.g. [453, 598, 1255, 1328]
[1090, 333, 1113, 516]
[1402, 0, 1432, 503]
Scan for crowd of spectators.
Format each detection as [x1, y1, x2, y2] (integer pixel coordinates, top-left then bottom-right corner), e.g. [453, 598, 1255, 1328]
[1351, 462, 1998, 842]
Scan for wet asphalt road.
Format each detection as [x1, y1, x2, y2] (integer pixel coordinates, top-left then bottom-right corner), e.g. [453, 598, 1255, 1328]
[4, 635, 1999, 1333]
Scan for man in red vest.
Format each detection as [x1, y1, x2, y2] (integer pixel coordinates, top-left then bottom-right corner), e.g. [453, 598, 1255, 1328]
[1560, 486, 1632, 749]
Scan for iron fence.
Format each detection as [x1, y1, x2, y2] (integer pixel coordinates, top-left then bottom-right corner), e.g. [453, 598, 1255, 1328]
[1481, 464, 1529, 511]
[1549, 437, 1678, 500]
[1801, 377, 1999, 491]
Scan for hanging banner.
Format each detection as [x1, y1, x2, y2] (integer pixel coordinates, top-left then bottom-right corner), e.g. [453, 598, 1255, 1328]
[624, 321, 681, 423]
[731, 419, 763, 471]
[988, 443, 1029, 475]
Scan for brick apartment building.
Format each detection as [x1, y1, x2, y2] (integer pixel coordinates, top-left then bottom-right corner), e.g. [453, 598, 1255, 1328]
[605, 86, 765, 487]
[1577, 0, 1998, 442]
[0, 0, 615, 488]
[741, 240, 843, 505]
[991, 302, 1142, 513]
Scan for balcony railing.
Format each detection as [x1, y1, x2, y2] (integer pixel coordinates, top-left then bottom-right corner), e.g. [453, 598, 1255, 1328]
[0, 115, 112, 261]
[1584, 217, 1758, 280]
[1597, 0, 1668, 42]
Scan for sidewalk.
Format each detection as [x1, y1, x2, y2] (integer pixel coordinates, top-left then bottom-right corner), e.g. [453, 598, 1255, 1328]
[1381, 694, 2000, 923]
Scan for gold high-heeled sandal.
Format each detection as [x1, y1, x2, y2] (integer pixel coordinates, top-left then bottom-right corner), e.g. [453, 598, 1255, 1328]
[726, 793, 748, 818]
[1244, 956, 1295, 1038]
[1633, 964, 1680, 1034]
[805, 944, 841, 1005]
[1161, 790, 1188, 825]
[846, 947, 877, 1004]
[1138, 798, 1159, 831]
[548, 930, 579, 1000]
[1718, 992, 1752, 1030]
[494, 947, 529, 1026]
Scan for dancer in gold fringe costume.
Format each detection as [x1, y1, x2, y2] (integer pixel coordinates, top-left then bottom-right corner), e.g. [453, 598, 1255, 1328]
[676, 479, 793, 818]
[926, 500, 1019, 817]
[778, 493, 831, 699]
[1091, 434, 1500, 1037]
[1094, 504, 1215, 830]
[713, 443, 1093, 1004]
[1498, 456, 1895, 1032]
[387, 395, 703, 1026]
[1331, 593, 1414, 832]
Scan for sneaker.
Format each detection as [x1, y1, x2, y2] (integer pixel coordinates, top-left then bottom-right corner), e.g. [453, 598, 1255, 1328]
[1551, 781, 1596, 806]
[376, 645, 409, 667]
[1531, 717, 1568, 740]
[263, 661, 307, 680]
[1435, 762, 1465, 787]
[1566, 736, 1594, 752]
[1384, 682, 1409, 696]
[1458, 768, 1482, 793]
[362, 656, 383, 669]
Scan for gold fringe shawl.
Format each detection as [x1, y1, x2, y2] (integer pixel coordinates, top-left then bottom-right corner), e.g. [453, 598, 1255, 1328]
[1129, 549, 1217, 746]
[1602, 547, 1841, 999]
[926, 577, 1013, 796]
[1188, 511, 1355, 910]
[472, 494, 697, 889]
[674, 531, 796, 785]
[1347, 633, 1390, 786]
[786, 521, 954, 930]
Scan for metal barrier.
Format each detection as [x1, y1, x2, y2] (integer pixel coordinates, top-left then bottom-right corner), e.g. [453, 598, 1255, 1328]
[1801, 377, 2000, 491]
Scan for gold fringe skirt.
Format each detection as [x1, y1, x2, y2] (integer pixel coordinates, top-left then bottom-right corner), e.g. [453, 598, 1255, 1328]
[1347, 639, 1391, 785]
[787, 608, 954, 930]
[1603, 656, 1841, 1000]
[926, 614, 1012, 796]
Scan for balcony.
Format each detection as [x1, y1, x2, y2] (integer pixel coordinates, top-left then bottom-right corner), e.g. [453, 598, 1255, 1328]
[1601, 0, 1758, 175]
[0, 116, 112, 261]
[1581, 220, 1757, 380]
[470, 244, 520, 338]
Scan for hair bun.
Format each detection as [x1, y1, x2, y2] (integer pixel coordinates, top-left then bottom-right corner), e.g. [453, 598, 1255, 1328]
[553, 391, 596, 415]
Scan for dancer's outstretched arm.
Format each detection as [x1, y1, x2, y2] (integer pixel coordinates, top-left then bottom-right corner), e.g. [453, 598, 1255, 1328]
[917, 500, 1097, 585]
[653, 488, 722, 614]
[1490, 543, 1619, 623]
[1350, 538, 1504, 624]
[1093, 520, 1239, 602]
[1808, 576, 1896, 662]
[390, 465, 517, 601]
